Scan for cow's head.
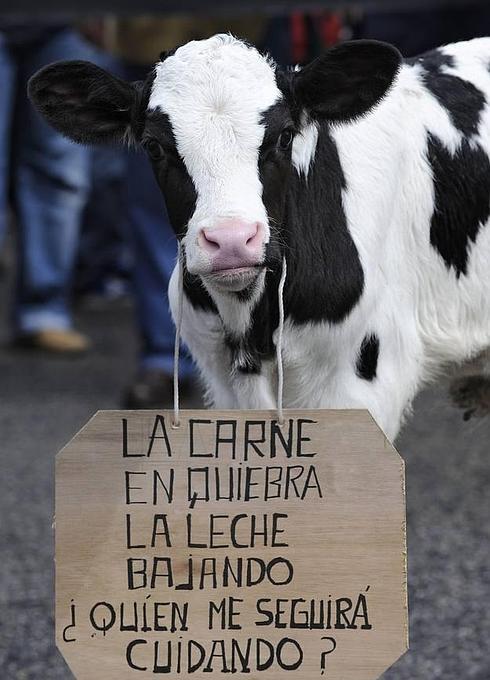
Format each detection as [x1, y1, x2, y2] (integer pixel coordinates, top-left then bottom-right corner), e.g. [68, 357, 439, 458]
[29, 35, 400, 297]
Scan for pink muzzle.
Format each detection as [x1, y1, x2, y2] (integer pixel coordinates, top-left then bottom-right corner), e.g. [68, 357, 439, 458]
[199, 219, 264, 271]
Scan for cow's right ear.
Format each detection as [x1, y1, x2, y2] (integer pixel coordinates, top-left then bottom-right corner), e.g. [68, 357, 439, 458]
[28, 60, 142, 145]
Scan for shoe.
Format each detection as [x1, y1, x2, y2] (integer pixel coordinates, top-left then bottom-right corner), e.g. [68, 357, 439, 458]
[13, 328, 91, 355]
[450, 374, 490, 420]
[124, 369, 194, 409]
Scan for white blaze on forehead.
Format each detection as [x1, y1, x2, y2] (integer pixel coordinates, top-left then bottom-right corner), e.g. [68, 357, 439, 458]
[148, 35, 281, 225]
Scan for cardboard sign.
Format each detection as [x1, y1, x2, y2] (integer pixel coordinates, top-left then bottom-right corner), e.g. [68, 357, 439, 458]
[56, 410, 408, 679]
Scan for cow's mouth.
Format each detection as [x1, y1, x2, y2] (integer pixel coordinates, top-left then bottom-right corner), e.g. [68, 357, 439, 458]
[205, 265, 264, 292]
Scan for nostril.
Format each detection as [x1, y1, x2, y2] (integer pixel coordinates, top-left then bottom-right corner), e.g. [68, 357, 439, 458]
[246, 223, 261, 247]
[200, 229, 221, 253]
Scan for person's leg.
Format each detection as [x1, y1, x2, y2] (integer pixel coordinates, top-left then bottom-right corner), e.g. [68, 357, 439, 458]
[0, 35, 16, 253]
[13, 28, 93, 345]
[77, 144, 131, 297]
[77, 48, 131, 298]
[124, 146, 195, 406]
[127, 148, 195, 374]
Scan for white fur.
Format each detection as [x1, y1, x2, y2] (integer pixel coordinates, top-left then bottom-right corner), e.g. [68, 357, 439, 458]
[165, 37, 490, 442]
[202, 272, 266, 338]
[292, 116, 319, 176]
[150, 35, 280, 279]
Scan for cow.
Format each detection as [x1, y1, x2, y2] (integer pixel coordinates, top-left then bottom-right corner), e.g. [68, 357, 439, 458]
[28, 34, 490, 441]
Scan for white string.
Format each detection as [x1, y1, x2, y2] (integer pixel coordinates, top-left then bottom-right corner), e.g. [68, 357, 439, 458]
[276, 256, 287, 425]
[172, 242, 184, 428]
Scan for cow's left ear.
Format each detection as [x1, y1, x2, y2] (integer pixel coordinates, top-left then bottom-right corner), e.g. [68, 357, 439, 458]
[293, 40, 402, 123]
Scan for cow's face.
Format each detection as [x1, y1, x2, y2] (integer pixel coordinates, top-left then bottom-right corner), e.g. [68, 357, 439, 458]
[29, 35, 400, 295]
[144, 36, 287, 293]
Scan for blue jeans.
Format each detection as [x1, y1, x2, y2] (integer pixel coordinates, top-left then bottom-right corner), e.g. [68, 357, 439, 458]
[0, 33, 15, 250]
[0, 28, 94, 333]
[125, 148, 194, 377]
[77, 50, 131, 296]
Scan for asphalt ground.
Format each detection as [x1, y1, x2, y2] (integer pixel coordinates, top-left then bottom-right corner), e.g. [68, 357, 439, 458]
[0, 261, 489, 679]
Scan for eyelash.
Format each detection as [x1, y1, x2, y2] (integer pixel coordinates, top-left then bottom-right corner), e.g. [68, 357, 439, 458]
[144, 139, 165, 161]
[278, 128, 294, 149]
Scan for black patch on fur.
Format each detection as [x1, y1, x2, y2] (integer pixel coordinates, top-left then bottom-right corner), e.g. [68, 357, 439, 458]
[258, 98, 365, 325]
[411, 48, 486, 137]
[260, 100, 296, 140]
[144, 110, 198, 240]
[225, 333, 262, 375]
[224, 271, 285, 374]
[259, 100, 297, 271]
[282, 125, 364, 324]
[143, 101, 289, 319]
[142, 109, 216, 313]
[183, 272, 216, 313]
[406, 50, 454, 72]
[356, 334, 379, 381]
[428, 133, 490, 276]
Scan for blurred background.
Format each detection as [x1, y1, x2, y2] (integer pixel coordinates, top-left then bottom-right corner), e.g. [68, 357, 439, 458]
[0, 1, 489, 678]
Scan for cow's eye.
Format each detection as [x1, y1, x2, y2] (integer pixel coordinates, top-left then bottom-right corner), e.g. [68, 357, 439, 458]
[278, 128, 294, 150]
[145, 139, 165, 161]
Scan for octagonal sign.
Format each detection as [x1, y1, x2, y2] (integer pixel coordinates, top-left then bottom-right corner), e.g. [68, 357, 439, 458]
[56, 409, 408, 679]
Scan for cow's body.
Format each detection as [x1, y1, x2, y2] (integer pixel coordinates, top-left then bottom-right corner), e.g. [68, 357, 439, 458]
[28, 35, 490, 441]
[169, 38, 490, 441]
